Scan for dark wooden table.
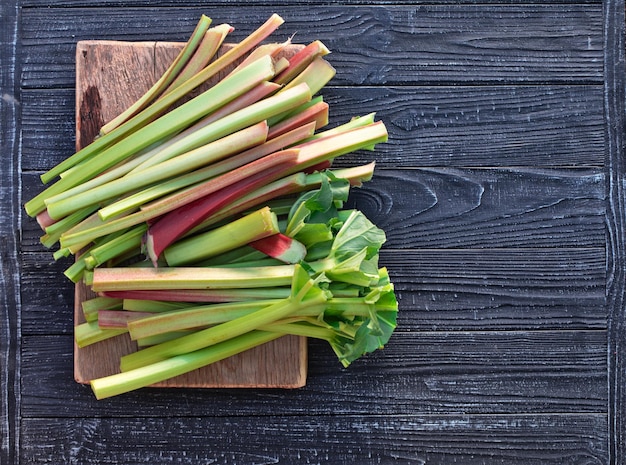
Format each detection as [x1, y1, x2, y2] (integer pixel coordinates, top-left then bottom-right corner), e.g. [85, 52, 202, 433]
[2, 1, 625, 463]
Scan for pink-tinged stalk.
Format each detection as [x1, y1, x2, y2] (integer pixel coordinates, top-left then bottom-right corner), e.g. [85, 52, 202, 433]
[143, 154, 299, 264]
[230, 39, 293, 75]
[90, 265, 296, 292]
[125, 81, 311, 174]
[100, 287, 291, 303]
[97, 310, 153, 330]
[160, 24, 234, 97]
[98, 121, 316, 221]
[267, 101, 329, 140]
[273, 40, 330, 85]
[249, 233, 307, 264]
[36, 210, 55, 230]
[47, 122, 269, 220]
[140, 118, 387, 260]
[143, 123, 372, 262]
[188, 162, 375, 236]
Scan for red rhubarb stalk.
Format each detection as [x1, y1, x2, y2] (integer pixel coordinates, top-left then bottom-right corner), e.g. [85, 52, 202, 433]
[143, 156, 298, 264]
[249, 233, 307, 264]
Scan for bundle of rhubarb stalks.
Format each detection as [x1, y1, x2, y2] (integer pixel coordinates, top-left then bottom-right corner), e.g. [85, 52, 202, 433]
[25, 13, 398, 399]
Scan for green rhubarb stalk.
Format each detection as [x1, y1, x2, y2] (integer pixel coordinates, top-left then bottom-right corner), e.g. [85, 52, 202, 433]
[97, 310, 153, 330]
[158, 24, 233, 98]
[97, 121, 316, 220]
[273, 40, 330, 85]
[36, 14, 284, 188]
[60, 211, 125, 254]
[40, 205, 99, 248]
[101, 287, 292, 303]
[99, 15, 215, 136]
[43, 83, 279, 213]
[125, 81, 312, 173]
[90, 264, 297, 292]
[119, 265, 327, 371]
[75, 321, 128, 348]
[163, 206, 280, 266]
[82, 296, 123, 323]
[65, 225, 144, 282]
[83, 224, 148, 269]
[123, 300, 194, 312]
[277, 56, 335, 97]
[64, 255, 90, 283]
[46, 122, 269, 219]
[39, 57, 277, 220]
[126, 299, 284, 340]
[135, 331, 195, 347]
[187, 163, 375, 237]
[90, 330, 282, 399]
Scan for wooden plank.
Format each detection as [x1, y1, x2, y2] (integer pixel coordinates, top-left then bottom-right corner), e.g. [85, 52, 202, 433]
[21, 0, 603, 6]
[20, 247, 607, 336]
[20, 85, 606, 171]
[386, 248, 605, 296]
[603, 1, 626, 462]
[20, 4, 603, 89]
[21, 167, 606, 253]
[71, 40, 306, 388]
[21, 330, 607, 417]
[1, 1, 22, 465]
[348, 168, 606, 248]
[19, 414, 607, 464]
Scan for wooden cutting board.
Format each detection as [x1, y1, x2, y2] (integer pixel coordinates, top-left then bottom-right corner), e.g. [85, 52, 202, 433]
[73, 39, 307, 388]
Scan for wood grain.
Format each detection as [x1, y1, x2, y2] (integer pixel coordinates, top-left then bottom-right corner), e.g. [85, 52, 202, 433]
[21, 85, 606, 171]
[72, 40, 307, 388]
[604, 1, 626, 462]
[21, 330, 607, 417]
[20, 5, 604, 89]
[20, 247, 607, 336]
[0, 2, 21, 465]
[20, 414, 607, 464]
[9, 2, 626, 465]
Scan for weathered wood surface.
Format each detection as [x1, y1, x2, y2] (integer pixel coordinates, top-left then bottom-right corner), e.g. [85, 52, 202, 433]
[4, 1, 625, 464]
